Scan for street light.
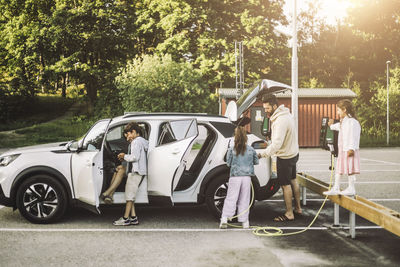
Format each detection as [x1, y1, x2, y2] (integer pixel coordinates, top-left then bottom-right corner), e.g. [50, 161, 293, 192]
[386, 60, 391, 146]
[291, 0, 299, 135]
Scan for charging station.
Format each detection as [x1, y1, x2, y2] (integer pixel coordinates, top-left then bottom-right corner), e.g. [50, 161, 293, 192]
[319, 117, 338, 157]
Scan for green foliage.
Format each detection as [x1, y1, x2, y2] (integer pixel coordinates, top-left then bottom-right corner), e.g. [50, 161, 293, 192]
[0, 115, 91, 148]
[135, 0, 289, 87]
[300, 77, 324, 88]
[0, 94, 73, 130]
[360, 67, 400, 137]
[0, 0, 138, 111]
[116, 54, 217, 113]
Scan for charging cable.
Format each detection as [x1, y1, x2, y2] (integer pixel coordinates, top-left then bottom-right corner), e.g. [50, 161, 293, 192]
[224, 153, 335, 237]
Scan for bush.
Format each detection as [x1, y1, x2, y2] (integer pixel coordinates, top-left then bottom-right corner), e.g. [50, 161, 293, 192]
[116, 54, 218, 114]
[353, 67, 400, 140]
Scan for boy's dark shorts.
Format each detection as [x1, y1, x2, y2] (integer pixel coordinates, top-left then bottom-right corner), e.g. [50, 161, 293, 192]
[277, 154, 299, 186]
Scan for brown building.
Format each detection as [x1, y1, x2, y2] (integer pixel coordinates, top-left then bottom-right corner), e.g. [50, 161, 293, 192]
[218, 88, 357, 147]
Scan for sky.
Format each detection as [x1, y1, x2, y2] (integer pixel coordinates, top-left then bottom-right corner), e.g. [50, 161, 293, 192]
[283, 0, 355, 25]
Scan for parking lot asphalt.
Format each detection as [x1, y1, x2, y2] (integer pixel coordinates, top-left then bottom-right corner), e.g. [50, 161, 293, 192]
[1, 147, 400, 266]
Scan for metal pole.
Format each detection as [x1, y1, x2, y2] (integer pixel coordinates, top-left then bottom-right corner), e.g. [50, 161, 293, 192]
[334, 203, 340, 226]
[386, 60, 391, 146]
[235, 41, 238, 93]
[240, 42, 244, 92]
[349, 211, 356, 239]
[291, 0, 299, 134]
[301, 186, 307, 206]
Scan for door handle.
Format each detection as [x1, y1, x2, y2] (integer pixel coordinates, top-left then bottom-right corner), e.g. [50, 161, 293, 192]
[172, 148, 180, 154]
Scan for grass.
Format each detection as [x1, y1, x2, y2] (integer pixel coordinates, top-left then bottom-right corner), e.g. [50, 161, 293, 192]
[0, 95, 74, 131]
[0, 116, 93, 148]
[360, 135, 400, 147]
[0, 94, 92, 148]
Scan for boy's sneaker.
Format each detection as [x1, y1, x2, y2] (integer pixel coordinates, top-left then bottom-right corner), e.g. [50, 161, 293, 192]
[113, 217, 130, 226]
[129, 216, 139, 225]
[242, 221, 250, 229]
[219, 217, 228, 229]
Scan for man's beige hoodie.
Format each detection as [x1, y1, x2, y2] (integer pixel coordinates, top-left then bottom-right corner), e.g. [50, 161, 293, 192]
[263, 105, 299, 159]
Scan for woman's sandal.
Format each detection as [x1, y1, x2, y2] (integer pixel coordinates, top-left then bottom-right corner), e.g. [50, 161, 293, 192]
[294, 210, 303, 217]
[273, 214, 294, 222]
[101, 194, 113, 204]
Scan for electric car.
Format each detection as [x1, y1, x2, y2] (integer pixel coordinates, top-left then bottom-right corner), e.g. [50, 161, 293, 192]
[0, 79, 291, 224]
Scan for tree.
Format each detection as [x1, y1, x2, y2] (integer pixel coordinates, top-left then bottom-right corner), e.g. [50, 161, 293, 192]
[135, 0, 290, 89]
[116, 54, 217, 114]
[47, 0, 138, 112]
[0, 0, 138, 113]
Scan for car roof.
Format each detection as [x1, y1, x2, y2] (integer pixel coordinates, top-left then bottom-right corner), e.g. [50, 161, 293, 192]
[110, 112, 232, 124]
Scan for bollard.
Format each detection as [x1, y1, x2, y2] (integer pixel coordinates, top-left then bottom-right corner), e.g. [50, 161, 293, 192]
[333, 203, 340, 227]
[349, 211, 356, 239]
[301, 186, 307, 206]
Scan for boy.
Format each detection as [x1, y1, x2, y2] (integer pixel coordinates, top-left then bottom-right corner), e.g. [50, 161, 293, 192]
[113, 122, 149, 226]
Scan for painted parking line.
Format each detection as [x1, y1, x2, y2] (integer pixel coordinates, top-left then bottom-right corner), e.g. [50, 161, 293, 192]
[360, 158, 399, 165]
[300, 163, 400, 166]
[318, 181, 400, 184]
[0, 226, 384, 232]
[0, 227, 328, 232]
[264, 199, 400, 202]
[301, 170, 400, 172]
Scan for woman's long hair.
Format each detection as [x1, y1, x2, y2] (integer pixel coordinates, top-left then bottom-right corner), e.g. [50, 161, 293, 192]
[337, 99, 358, 120]
[234, 126, 248, 156]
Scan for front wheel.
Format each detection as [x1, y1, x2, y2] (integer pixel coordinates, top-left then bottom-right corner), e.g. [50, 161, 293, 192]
[205, 175, 255, 219]
[16, 175, 68, 224]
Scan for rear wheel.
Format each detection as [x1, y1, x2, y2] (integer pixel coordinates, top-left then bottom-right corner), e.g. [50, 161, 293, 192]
[205, 175, 255, 219]
[16, 175, 68, 224]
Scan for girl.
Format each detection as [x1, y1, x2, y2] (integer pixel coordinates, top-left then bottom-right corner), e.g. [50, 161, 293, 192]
[220, 126, 259, 229]
[324, 99, 361, 196]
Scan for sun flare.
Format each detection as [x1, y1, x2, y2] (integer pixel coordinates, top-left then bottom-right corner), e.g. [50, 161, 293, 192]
[288, 0, 355, 25]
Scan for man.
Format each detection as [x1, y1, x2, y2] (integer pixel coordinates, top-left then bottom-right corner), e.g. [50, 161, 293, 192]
[113, 122, 149, 226]
[259, 94, 302, 221]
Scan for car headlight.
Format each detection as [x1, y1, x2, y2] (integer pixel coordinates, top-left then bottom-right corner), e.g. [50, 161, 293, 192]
[0, 154, 20, 167]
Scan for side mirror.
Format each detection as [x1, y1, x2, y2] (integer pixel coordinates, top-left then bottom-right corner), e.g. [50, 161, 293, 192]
[67, 140, 80, 152]
[261, 117, 270, 137]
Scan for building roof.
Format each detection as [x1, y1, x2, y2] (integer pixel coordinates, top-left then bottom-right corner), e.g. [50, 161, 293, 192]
[219, 88, 357, 99]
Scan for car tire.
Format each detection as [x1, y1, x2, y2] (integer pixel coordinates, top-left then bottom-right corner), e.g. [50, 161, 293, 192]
[16, 175, 68, 224]
[205, 175, 255, 220]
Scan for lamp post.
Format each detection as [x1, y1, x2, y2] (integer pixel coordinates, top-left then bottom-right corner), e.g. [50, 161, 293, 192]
[386, 60, 391, 146]
[291, 0, 298, 134]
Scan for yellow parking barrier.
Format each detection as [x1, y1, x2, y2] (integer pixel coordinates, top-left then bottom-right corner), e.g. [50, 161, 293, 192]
[297, 173, 400, 238]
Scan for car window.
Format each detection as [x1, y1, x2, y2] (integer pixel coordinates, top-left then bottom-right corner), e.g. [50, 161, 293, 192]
[82, 120, 110, 151]
[170, 120, 197, 140]
[158, 119, 197, 146]
[107, 123, 149, 141]
[210, 121, 236, 138]
[106, 126, 123, 141]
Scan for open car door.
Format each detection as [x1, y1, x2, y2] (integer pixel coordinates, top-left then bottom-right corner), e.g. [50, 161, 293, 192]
[147, 119, 198, 203]
[225, 79, 291, 122]
[71, 119, 110, 213]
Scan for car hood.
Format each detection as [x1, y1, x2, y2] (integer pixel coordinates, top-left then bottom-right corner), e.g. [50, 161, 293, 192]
[225, 79, 291, 122]
[0, 141, 70, 156]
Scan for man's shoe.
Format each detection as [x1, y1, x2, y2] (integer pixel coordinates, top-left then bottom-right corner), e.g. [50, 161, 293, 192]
[130, 216, 139, 225]
[113, 217, 130, 226]
[323, 188, 340, 196]
[219, 217, 228, 229]
[242, 221, 249, 229]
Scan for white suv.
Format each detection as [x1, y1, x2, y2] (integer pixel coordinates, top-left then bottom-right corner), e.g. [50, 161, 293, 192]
[0, 79, 290, 223]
